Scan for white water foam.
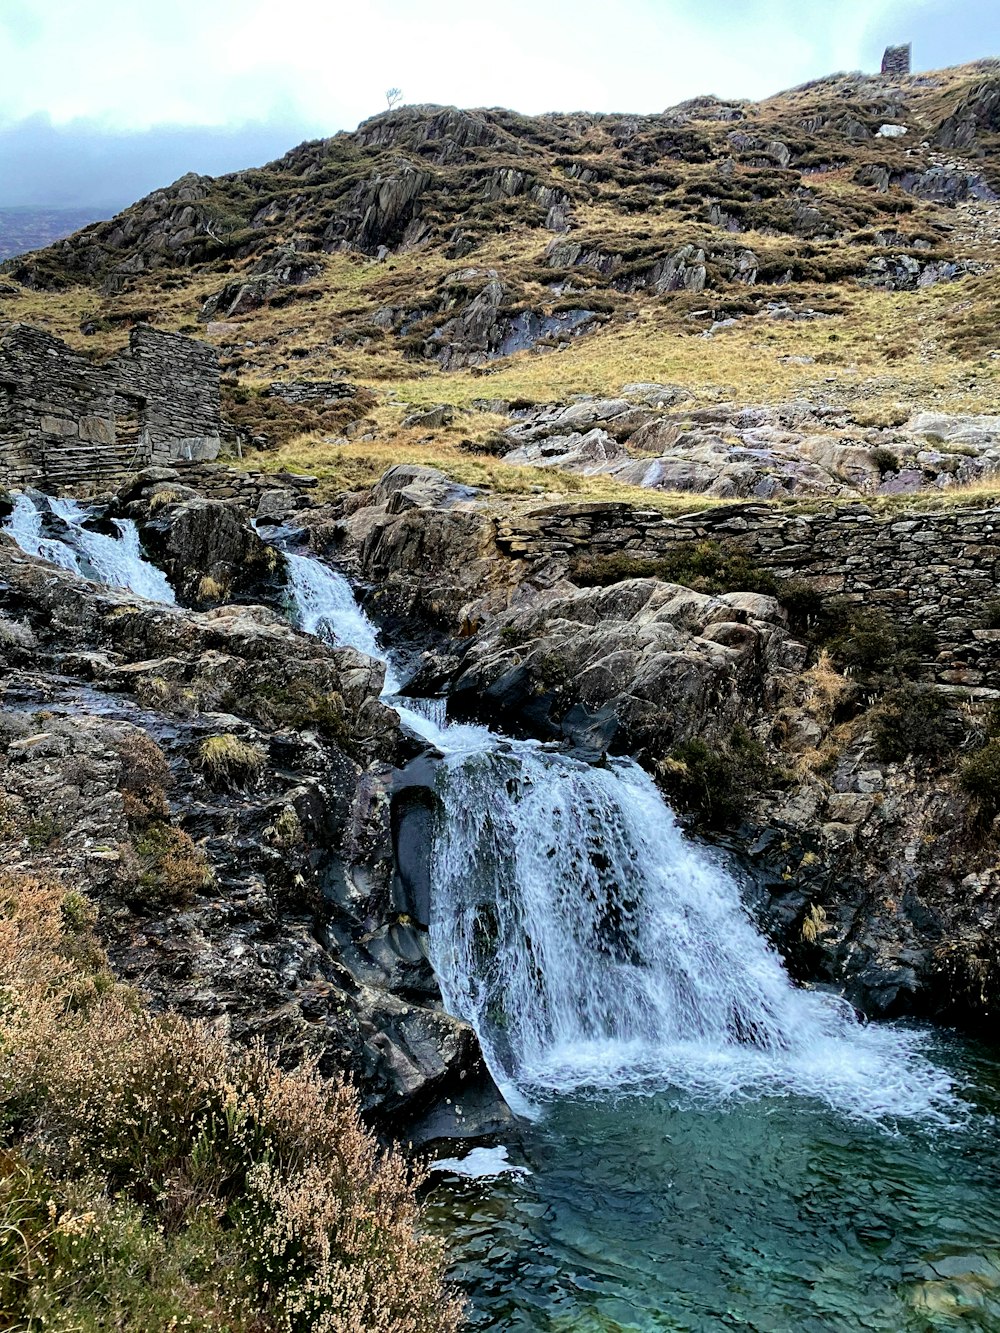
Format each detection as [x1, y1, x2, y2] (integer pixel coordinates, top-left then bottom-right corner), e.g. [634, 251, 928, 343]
[283, 551, 959, 1127]
[431, 1146, 530, 1178]
[4, 493, 175, 603]
[4, 493, 82, 573]
[49, 498, 175, 603]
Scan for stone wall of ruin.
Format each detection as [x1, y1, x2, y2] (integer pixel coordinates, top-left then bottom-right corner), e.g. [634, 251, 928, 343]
[881, 44, 912, 77]
[0, 322, 221, 491]
[497, 499, 1000, 688]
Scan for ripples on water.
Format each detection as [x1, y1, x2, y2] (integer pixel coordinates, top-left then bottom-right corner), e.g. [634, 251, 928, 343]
[428, 1043, 1000, 1332]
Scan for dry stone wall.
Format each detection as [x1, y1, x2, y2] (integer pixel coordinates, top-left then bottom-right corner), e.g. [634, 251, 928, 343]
[0, 322, 220, 490]
[107, 326, 220, 465]
[881, 44, 912, 76]
[497, 500, 1000, 688]
[170, 459, 319, 514]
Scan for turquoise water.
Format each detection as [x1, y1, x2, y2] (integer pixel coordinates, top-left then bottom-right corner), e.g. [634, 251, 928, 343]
[427, 1036, 1000, 1332]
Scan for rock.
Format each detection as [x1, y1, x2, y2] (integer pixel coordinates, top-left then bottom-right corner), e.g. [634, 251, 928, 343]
[402, 403, 455, 429]
[491, 394, 1000, 500]
[446, 578, 796, 754]
[256, 488, 299, 524]
[505, 428, 627, 473]
[119, 487, 288, 607]
[0, 538, 488, 1126]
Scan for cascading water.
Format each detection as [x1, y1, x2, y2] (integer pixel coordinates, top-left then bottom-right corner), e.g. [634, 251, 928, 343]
[4, 493, 83, 573]
[278, 550, 960, 1124]
[284, 549, 396, 687]
[4, 492, 175, 604]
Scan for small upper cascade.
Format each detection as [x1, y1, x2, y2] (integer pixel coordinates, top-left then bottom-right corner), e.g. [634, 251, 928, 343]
[3, 492, 175, 603]
[284, 549, 400, 693]
[4, 493, 82, 573]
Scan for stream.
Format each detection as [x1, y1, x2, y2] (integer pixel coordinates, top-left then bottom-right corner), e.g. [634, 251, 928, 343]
[283, 544, 1000, 1333]
[8, 495, 1000, 1331]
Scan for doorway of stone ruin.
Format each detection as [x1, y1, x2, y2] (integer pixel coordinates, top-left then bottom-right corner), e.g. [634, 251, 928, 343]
[113, 392, 147, 459]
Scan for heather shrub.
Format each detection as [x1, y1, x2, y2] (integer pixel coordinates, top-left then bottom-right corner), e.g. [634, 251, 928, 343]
[828, 611, 935, 684]
[959, 739, 1000, 824]
[115, 729, 214, 905]
[0, 872, 462, 1332]
[659, 724, 774, 827]
[570, 541, 821, 627]
[869, 685, 954, 764]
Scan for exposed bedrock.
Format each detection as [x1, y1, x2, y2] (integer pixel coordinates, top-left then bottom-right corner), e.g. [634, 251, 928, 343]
[114, 467, 289, 608]
[445, 579, 800, 753]
[0, 534, 500, 1137]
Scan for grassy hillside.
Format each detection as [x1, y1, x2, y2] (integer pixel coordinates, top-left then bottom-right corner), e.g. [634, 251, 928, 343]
[2, 60, 999, 498]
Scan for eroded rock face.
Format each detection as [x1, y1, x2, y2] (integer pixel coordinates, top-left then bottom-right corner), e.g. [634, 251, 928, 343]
[339, 465, 525, 635]
[445, 579, 803, 754]
[494, 392, 1000, 499]
[115, 469, 288, 607]
[0, 537, 494, 1133]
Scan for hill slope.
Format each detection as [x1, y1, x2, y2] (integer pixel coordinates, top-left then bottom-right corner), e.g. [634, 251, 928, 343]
[2, 59, 1000, 480]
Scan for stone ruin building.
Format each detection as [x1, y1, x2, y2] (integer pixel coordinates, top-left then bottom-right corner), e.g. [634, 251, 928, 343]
[881, 44, 912, 77]
[0, 323, 220, 491]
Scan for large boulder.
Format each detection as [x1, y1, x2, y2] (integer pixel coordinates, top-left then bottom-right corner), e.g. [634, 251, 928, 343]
[116, 473, 287, 607]
[446, 578, 805, 755]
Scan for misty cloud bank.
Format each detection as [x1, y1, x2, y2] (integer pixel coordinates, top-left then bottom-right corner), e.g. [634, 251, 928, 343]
[0, 114, 326, 209]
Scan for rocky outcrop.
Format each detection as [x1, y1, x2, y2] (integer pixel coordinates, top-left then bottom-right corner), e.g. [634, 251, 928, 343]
[323, 166, 434, 256]
[200, 245, 323, 320]
[0, 530, 496, 1134]
[417, 277, 599, 368]
[861, 253, 986, 289]
[342, 465, 518, 634]
[933, 78, 1000, 150]
[115, 468, 288, 607]
[445, 580, 802, 752]
[496, 392, 1000, 500]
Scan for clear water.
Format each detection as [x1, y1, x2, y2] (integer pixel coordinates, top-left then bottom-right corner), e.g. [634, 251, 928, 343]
[4, 492, 175, 603]
[425, 1059, 1000, 1332]
[281, 552, 1000, 1331]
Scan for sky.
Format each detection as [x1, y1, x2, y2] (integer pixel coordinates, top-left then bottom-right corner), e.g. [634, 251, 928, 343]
[0, 0, 997, 210]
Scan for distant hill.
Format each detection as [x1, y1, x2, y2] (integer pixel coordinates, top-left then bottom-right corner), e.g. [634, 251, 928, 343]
[0, 207, 110, 262]
[2, 60, 998, 430]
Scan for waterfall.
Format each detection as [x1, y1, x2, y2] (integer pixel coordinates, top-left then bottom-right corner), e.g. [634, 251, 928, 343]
[284, 550, 399, 692]
[4, 493, 175, 604]
[4, 493, 83, 574]
[429, 742, 954, 1121]
[241, 550, 964, 1124]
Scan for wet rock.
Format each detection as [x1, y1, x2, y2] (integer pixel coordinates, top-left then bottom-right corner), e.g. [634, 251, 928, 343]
[0, 539, 486, 1127]
[126, 492, 287, 608]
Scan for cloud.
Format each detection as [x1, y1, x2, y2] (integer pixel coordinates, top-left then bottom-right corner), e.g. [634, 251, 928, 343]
[0, 0, 969, 136]
[0, 0, 995, 210]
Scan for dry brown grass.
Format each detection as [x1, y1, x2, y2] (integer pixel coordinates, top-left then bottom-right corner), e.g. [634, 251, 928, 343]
[252, 425, 728, 514]
[197, 734, 268, 789]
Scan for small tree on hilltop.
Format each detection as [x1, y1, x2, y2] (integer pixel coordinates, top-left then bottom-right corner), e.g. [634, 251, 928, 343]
[386, 87, 403, 109]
